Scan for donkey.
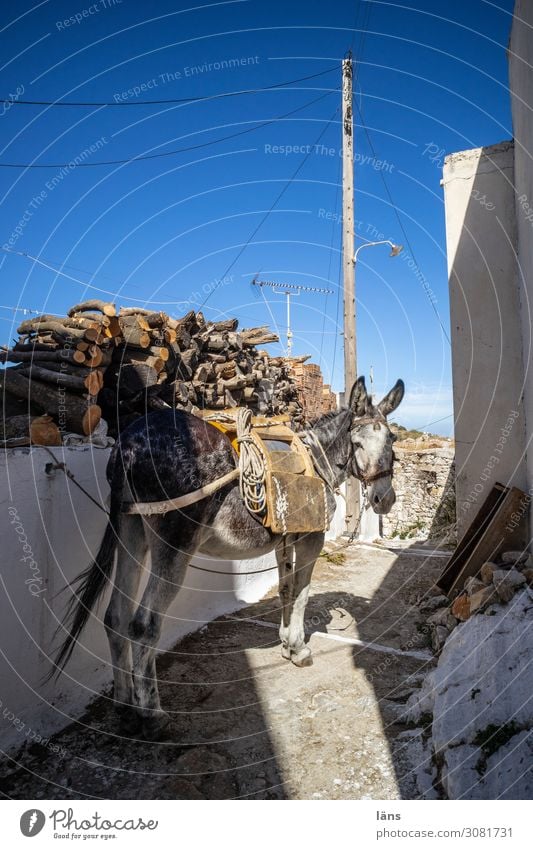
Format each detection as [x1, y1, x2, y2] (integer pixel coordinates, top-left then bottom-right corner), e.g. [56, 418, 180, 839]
[53, 376, 404, 739]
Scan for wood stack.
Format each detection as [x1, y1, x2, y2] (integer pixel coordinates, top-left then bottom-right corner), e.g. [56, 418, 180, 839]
[1, 302, 306, 443]
[101, 309, 304, 434]
[289, 357, 337, 419]
[0, 299, 118, 440]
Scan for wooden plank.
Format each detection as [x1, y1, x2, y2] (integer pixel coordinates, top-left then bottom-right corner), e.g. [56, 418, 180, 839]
[438, 482, 529, 595]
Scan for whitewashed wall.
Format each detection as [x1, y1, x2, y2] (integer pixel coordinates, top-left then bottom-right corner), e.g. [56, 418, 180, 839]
[442, 142, 528, 538]
[0, 446, 345, 753]
[510, 0, 533, 528]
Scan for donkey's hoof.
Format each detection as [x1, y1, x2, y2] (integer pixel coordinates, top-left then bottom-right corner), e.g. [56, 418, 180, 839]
[281, 644, 291, 660]
[291, 647, 313, 667]
[142, 712, 172, 742]
[116, 706, 143, 737]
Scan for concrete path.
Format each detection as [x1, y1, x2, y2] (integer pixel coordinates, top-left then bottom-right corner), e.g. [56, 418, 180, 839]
[0, 541, 446, 800]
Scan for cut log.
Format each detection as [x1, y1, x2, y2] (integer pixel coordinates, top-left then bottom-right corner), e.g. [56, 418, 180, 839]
[119, 318, 151, 348]
[1, 415, 37, 441]
[30, 415, 62, 446]
[116, 363, 159, 395]
[1, 347, 86, 365]
[18, 365, 87, 393]
[13, 341, 59, 353]
[150, 345, 169, 361]
[84, 327, 102, 343]
[0, 369, 101, 435]
[175, 348, 197, 380]
[18, 321, 89, 342]
[106, 317, 122, 338]
[68, 300, 116, 317]
[119, 307, 149, 316]
[241, 326, 279, 346]
[145, 312, 168, 328]
[128, 355, 165, 374]
[211, 318, 239, 333]
[175, 326, 191, 349]
[84, 369, 104, 396]
[85, 346, 112, 368]
[204, 333, 228, 352]
[17, 360, 92, 378]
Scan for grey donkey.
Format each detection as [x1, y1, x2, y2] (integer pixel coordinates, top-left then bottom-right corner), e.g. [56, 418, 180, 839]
[53, 376, 404, 739]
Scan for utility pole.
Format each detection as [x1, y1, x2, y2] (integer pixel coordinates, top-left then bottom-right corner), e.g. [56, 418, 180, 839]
[251, 279, 333, 359]
[342, 53, 360, 534]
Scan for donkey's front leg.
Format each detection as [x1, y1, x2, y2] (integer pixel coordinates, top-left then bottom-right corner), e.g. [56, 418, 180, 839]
[129, 544, 191, 740]
[275, 537, 295, 660]
[286, 532, 324, 667]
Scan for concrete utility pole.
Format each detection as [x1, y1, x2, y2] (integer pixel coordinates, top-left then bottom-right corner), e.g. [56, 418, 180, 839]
[342, 53, 360, 534]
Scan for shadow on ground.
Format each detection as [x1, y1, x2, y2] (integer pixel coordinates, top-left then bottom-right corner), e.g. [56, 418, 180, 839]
[0, 537, 449, 800]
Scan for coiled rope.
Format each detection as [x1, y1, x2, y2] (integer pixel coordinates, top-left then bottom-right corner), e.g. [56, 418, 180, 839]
[236, 407, 267, 516]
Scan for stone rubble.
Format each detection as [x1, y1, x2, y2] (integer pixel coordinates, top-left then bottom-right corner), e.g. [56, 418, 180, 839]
[399, 550, 533, 799]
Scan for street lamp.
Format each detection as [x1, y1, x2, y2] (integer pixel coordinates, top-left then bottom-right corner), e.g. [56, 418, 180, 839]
[353, 240, 404, 263]
[349, 238, 402, 542]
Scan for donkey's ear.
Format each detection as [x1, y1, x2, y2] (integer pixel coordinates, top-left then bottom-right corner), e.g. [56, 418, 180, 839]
[378, 379, 405, 417]
[349, 376, 369, 417]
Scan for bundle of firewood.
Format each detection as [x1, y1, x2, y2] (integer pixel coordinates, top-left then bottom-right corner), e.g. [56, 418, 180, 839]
[0, 299, 119, 443]
[100, 308, 304, 434]
[0, 301, 304, 445]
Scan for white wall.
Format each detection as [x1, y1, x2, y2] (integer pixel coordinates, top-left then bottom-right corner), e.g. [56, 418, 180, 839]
[0, 446, 345, 753]
[442, 142, 527, 538]
[509, 0, 533, 521]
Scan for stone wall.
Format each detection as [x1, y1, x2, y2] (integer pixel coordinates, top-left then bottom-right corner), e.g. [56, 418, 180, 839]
[381, 445, 456, 540]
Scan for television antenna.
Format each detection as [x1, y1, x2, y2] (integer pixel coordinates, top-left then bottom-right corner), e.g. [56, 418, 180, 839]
[251, 278, 333, 357]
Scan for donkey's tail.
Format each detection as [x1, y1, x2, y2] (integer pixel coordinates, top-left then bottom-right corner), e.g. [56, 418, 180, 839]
[50, 462, 125, 678]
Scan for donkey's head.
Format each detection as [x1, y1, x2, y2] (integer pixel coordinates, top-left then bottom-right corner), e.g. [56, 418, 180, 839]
[348, 376, 405, 514]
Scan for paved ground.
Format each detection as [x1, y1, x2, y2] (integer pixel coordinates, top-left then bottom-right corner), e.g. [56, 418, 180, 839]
[0, 540, 446, 800]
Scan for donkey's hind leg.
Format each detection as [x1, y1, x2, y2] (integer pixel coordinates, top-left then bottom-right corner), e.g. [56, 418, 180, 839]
[104, 514, 146, 734]
[129, 536, 192, 740]
[286, 532, 324, 667]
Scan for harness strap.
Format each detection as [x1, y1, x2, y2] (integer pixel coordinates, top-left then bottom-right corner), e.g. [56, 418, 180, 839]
[301, 429, 337, 490]
[122, 468, 239, 515]
[359, 467, 393, 485]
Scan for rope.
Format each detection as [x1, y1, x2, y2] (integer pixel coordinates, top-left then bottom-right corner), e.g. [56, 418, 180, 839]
[328, 489, 368, 553]
[236, 408, 267, 516]
[42, 447, 110, 515]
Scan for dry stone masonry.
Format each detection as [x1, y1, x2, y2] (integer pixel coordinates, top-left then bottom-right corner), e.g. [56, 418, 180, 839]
[381, 441, 456, 540]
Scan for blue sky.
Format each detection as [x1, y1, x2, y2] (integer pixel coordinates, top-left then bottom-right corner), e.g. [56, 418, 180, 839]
[0, 0, 516, 434]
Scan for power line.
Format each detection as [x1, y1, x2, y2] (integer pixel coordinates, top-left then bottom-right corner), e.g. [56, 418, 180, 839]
[0, 89, 336, 169]
[0, 246, 183, 303]
[407, 413, 453, 432]
[2, 66, 338, 108]
[199, 103, 341, 311]
[319, 153, 342, 364]
[0, 303, 41, 315]
[354, 100, 452, 346]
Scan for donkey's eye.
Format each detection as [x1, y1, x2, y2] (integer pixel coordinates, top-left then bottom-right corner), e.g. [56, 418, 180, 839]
[352, 441, 362, 450]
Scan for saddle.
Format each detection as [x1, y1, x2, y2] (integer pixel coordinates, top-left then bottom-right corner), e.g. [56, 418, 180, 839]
[195, 409, 328, 535]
